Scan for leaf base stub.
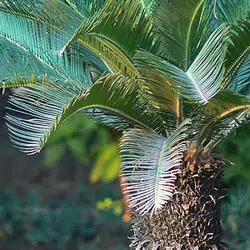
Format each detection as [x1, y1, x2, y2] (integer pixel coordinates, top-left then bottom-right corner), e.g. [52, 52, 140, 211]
[129, 154, 227, 250]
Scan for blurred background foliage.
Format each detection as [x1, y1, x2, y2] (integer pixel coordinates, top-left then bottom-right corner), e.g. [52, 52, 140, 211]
[218, 125, 250, 186]
[0, 95, 250, 249]
[43, 113, 121, 184]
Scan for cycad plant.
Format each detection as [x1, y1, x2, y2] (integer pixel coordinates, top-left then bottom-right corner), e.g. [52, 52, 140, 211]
[0, 0, 249, 249]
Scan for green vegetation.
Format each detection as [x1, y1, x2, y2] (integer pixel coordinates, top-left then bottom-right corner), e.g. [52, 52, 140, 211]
[222, 184, 250, 249]
[0, 0, 249, 248]
[0, 184, 249, 249]
[0, 187, 128, 250]
[219, 125, 250, 185]
[43, 113, 120, 183]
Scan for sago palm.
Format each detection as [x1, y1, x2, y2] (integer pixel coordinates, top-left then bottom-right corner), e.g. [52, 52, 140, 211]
[0, 0, 250, 249]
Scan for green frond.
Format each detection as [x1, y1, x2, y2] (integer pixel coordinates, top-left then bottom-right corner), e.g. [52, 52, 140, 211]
[6, 73, 164, 155]
[6, 80, 83, 155]
[135, 52, 180, 132]
[0, 0, 83, 35]
[120, 119, 190, 215]
[205, 108, 250, 150]
[0, 11, 106, 90]
[84, 109, 130, 131]
[212, 0, 250, 24]
[62, 73, 165, 133]
[141, 0, 154, 11]
[196, 91, 250, 149]
[0, 34, 57, 89]
[0, 74, 47, 93]
[151, 0, 214, 70]
[69, 34, 138, 77]
[233, 54, 250, 95]
[65, 0, 106, 18]
[184, 24, 228, 103]
[60, 0, 155, 77]
[225, 18, 250, 93]
[135, 25, 228, 104]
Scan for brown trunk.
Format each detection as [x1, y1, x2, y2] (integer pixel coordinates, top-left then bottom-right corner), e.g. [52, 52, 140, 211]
[129, 153, 228, 250]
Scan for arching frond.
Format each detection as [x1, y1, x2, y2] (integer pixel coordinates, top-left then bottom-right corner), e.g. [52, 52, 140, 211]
[6, 73, 164, 154]
[205, 108, 250, 150]
[62, 74, 165, 133]
[84, 109, 130, 131]
[134, 53, 180, 131]
[0, 35, 56, 90]
[6, 80, 83, 155]
[195, 91, 250, 150]
[184, 24, 228, 103]
[61, 0, 155, 77]
[212, 0, 250, 24]
[0, 0, 83, 34]
[135, 25, 228, 104]
[141, 0, 154, 11]
[225, 19, 250, 93]
[151, 0, 214, 70]
[0, 11, 106, 90]
[65, 0, 106, 18]
[120, 119, 190, 215]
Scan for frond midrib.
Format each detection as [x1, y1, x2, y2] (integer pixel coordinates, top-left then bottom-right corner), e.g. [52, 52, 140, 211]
[155, 139, 166, 206]
[197, 104, 250, 149]
[185, 0, 205, 70]
[61, 103, 155, 133]
[77, 34, 139, 77]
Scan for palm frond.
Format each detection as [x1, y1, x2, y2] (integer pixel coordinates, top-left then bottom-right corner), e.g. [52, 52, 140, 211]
[189, 0, 216, 63]
[63, 73, 165, 133]
[141, 0, 154, 10]
[205, 108, 250, 150]
[6, 81, 82, 155]
[184, 24, 228, 103]
[225, 19, 250, 93]
[0, 74, 47, 93]
[195, 91, 250, 149]
[151, 0, 215, 70]
[0, 34, 57, 89]
[6, 73, 164, 154]
[84, 108, 129, 131]
[0, 11, 106, 89]
[60, 0, 156, 77]
[135, 52, 180, 131]
[135, 25, 228, 104]
[233, 54, 250, 95]
[120, 119, 190, 215]
[0, 0, 83, 35]
[213, 0, 250, 24]
[65, 0, 106, 18]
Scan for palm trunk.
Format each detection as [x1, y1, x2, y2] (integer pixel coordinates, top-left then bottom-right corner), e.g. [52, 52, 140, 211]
[129, 153, 228, 250]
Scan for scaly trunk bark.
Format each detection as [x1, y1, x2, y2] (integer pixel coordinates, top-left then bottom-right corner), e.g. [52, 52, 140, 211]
[129, 153, 228, 250]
